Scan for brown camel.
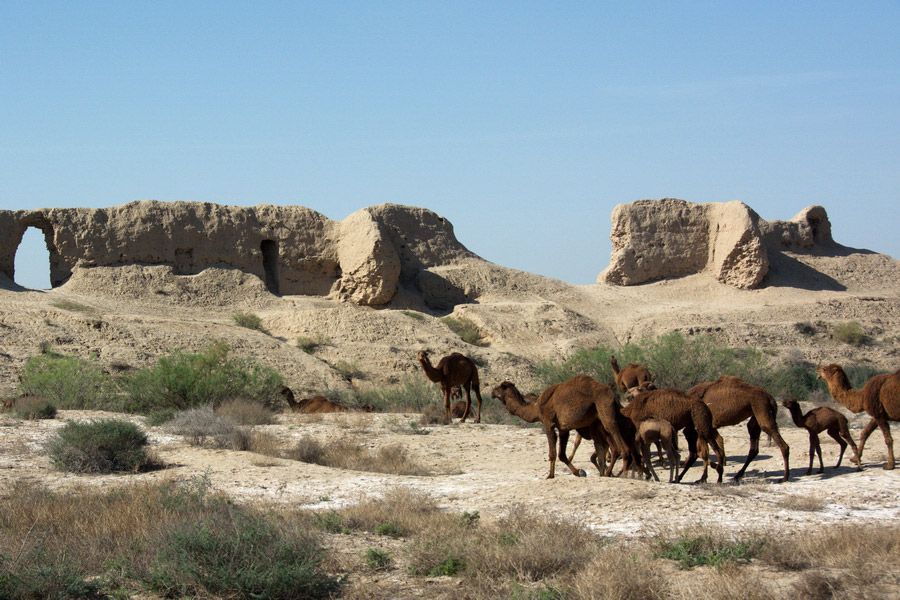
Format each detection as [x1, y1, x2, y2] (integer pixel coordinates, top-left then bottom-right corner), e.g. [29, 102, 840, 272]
[417, 350, 483, 423]
[610, 356, 654, 393]
[781, 399, 860, 475]
[1, 397, 14, 411]
[687, 375, 791, 483]
[633, 417, 680, 483]
[280, 386, 366, 414]
[490, 377, 640, 479]
[622, 387, 725, 483]
[816, 363, 900, 470]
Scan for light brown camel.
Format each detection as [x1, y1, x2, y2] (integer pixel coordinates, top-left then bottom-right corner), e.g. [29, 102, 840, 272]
[490, 377, 640, 479]
[781, 399, 860, 475]
[687, 375, 791, 483]
[280, 386, 367, 414]
[417, 350, 483, 423]
[1, 397, 14, 411]
[610, 356, 655, 393]
[622, 387, 725, 483]
[816, 363, 900, 470]
[633, 417, 680, 483]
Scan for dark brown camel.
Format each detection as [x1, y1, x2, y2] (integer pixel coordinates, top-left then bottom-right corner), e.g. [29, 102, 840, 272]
[687, 375, 791, 483]
[622, 387, 725, 483]
[781, 399, 860, 475]
[610, 356, 654, 393]
[491, 376, 640, 479]
[417, 350, 483, 423]
[817, 363, 900, 470]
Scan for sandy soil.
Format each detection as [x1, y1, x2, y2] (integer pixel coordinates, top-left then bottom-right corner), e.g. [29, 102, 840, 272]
[2, 407, 898, 538]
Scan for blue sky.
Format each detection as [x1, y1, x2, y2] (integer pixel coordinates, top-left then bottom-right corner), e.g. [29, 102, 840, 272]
[3, 2, 899, 289]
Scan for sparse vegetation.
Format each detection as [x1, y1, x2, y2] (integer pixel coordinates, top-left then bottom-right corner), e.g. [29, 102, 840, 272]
[794, 321, 816, 336]
[46, 419, 154, 473]
[296, 334, 331, 353]
[120, 340, 283, 413]
[18, 352, 116, 410]
[441, 316, 487, 346]
[653, 533, 764, 570]
[167, 405, 250, 449]
[233, 311, 267, 332]
[217, 398, 277, 425]
[833, 320, 869, 347]
[50, 300, 95, 313]
[280, 437, 432, 476]
[402, 310, 425, 321]
[331, 359, 365, 380]
[10, 395, 57, 420]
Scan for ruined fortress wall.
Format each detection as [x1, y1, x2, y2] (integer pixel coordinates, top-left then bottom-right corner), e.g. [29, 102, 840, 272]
[0, 200, 476, 305]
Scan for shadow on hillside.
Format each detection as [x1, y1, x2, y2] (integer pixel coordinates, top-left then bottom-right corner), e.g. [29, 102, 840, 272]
[760, 245, 870, 291]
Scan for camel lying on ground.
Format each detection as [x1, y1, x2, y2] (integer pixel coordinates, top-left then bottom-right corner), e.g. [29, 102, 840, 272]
[816, 364, 900, 470]
[623, 387, 725, 483]
[418, 350, 483, 423]
[491, 377, 641, 479]
[687, 375, 791, 483]
[781, 398, 860, 475]
[280, 386, 368, 414]
[633, 417, 680, 483]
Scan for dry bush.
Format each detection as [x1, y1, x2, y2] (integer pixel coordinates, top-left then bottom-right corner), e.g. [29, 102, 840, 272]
[777, 494, 826, 512]
[279, 436, 432, 476]
[336, 487, 446, 537]
[167, 405, 249, 449]
[10, 394, 56, 420]
[565, 543, 668, 600]
[216, 398, 276, 425]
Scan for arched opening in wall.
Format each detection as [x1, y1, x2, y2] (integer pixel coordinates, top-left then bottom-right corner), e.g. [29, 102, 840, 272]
[14, 227, 52, 290]
[260, 240, 280, 295]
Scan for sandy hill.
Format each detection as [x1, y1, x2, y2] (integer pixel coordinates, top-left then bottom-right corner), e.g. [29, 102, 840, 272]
[0, 199, 897, 399]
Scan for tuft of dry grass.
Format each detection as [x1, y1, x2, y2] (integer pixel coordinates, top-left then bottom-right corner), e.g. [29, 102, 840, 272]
[777, 494, 827, 512]
[167, 405, 251, 449]
[260, 436, 433, 476]
[216, 398, 276, 425]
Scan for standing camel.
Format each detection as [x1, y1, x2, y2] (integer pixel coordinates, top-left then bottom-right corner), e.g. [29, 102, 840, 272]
[687, 375, 791, 483]
[781, 399, 860, 475]
[622, 387, 725, 483]
[633, 417, 680, 483]
[490, 376, 640, 479]
[417, 350, 483, 423]
[816, 364, 900, 470]
[610, 356, 654, 393]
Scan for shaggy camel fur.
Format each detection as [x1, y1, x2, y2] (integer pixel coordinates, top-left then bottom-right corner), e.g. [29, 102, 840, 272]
[280, 386, 365, 414]
[610, 356, 654, 393]
[491, 377, 640, 479]
[817, 364, 900, 470]
[687, 375, 791, 483]
[634, 417, 680, 483]
[781, 399, 860, 475]
[622, 387, 725, 483]
[417, 350, 483, 423]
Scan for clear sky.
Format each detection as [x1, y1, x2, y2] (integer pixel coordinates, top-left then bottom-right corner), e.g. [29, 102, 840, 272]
[3, 2, 899, 289]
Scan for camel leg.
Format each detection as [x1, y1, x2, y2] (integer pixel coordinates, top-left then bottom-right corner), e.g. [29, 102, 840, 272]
[838, 422, 862, 470]
[567, 433, 583, 463]
[732, 418, 761, 482]
[655, 441, 665, 467]
[459, 383, 472, 422]
[812, 433, 824, 474]
[760, 423, 790, 483]
[826, 427, 847, 469]
[855, 418, 880, 466]
[676, 428, 699, 483]
[605, 445, 620, 477]
[642, 443, 659, 481]
[442, 387, 452, 424]
[711, 434, 725, 483]
[876, 417, 895, 470]
[545, 427, 558, 479]
[805, 432, 815, 475]
[472, 386, 483, 424]
[556, 429, 584, 477]
[696, 438, 711, 483]
[591, 436, 609, 476]
[667, 442, 680, 483]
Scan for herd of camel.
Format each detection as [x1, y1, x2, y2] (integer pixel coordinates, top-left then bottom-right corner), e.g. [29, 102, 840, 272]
[408, 350, 900, 484]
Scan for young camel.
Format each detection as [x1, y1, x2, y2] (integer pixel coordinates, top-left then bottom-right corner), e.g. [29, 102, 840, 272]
[610, 356, 654, 393]
[687, 375, 791, 483]
[781, 398, 861, 475]
[816, 363, 900, 470]
[622, 387, 725, 483]
[633, 417, 680, 483]
[490, 376, 640, 479]
[417, 350, 483, 423]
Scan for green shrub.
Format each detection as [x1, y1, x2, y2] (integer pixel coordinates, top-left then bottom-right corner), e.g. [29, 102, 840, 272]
[120, 340, 283, 413]
[0, 549, 100, 600]
[340, 377, 443, 412]
[833, 321, 869, 346]
[11, 395, 57, 420]
[654, 534, 764, 570]
[233, 312, 266, 332]
[441, 316, 487, 346]
[47, 419, 153, 474]
[18, 353, 116, 410]
[364, 548, 392, 571]
[402, 310, 425, 321]
[147, 509, 340, 600]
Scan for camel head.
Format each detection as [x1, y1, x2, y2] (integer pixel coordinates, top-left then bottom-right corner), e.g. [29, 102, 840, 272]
[816, 363, 843, 381]
[491, 381, 521, 406]
[780, 398, 800, 411]
[625, 382, 655, 401]
[416, 350, 430, 363]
